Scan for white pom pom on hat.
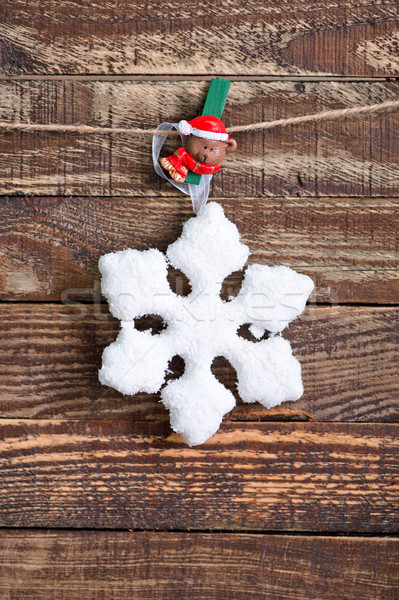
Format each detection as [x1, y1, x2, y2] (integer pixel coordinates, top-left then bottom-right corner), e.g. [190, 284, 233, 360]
[178, 120, 193, 136]
[178, 115, 230, 141]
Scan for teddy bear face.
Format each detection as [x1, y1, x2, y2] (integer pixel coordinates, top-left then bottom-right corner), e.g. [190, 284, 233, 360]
[185, 135, 237, 166]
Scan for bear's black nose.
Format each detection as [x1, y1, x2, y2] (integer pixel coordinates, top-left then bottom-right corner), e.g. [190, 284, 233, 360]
[203, 154, 208, 162]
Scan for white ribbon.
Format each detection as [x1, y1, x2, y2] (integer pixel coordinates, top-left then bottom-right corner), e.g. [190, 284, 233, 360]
[152, 122, 212, 215]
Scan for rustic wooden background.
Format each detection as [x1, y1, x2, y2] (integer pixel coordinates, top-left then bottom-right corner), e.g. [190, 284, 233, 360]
[1, 1, 399, 598]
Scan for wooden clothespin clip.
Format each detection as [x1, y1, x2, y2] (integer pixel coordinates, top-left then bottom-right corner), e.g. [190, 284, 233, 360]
[186, 78, 232, 185]
[159, 78, 237, 186]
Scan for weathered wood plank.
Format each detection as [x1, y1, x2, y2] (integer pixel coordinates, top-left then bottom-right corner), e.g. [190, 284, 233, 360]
[1, 1, 398, 76]
[0, 305, 397, 422]
[1, 80, 399, 197]
[0, 420, 397, 531]
[1, 196, 398, 304]
[0, 530, 397, 600]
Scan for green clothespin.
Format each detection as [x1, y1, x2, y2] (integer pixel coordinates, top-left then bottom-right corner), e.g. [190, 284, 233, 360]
[185, 78, 231, 185]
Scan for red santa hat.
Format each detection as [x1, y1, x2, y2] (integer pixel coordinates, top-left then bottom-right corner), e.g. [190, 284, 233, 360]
[178, 115, 230, 141]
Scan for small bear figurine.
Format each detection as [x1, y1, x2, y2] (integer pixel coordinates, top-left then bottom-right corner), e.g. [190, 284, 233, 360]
[159, 115, 237, 183]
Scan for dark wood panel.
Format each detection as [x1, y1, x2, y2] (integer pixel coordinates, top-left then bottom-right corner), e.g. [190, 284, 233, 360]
[1, 80, 399, 197]
[0, 530, 397, 600]
[0, 420, 397, 531]
[1, 196, 398, 304]
[0, 1, 398, 76]
[0, 305, 397, 422]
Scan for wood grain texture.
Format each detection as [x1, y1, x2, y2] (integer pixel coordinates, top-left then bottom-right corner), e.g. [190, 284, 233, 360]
[0, 530, 397, 600]
[0, 304, 397, 422]
[0, 419, 397, 532]
[1, 80, 399, 197]
[1, 196, 398, 304]
[1, 1, 399, 76]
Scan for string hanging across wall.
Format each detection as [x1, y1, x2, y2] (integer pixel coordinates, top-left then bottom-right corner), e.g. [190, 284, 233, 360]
[0, 97, 398, 136]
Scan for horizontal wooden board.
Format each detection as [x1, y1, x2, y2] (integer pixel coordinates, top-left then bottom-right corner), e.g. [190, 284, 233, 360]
[0, 196, 399, 304]
[0, 530, 397, 600]
[1, 196, 398, 304]
[0, 304, 397, 422]
[1, 80, 399, 197]
[1, 1, 399, 76]
[0, 420, 397, 531]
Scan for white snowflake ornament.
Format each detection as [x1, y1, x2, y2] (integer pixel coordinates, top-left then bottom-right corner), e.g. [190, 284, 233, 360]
[99, 203, 314, 446]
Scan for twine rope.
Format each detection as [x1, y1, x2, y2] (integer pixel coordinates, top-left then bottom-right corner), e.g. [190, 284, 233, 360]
[0, 99, 398, 136]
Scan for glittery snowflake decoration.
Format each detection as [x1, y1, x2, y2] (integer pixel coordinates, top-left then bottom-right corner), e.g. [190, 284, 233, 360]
[99, 203, 314, 446]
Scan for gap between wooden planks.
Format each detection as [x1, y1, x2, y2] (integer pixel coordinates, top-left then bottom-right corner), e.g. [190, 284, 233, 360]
[0, 530, 397, 600]
[0, 74, 394, 81]
[0, 419, 397, 532]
